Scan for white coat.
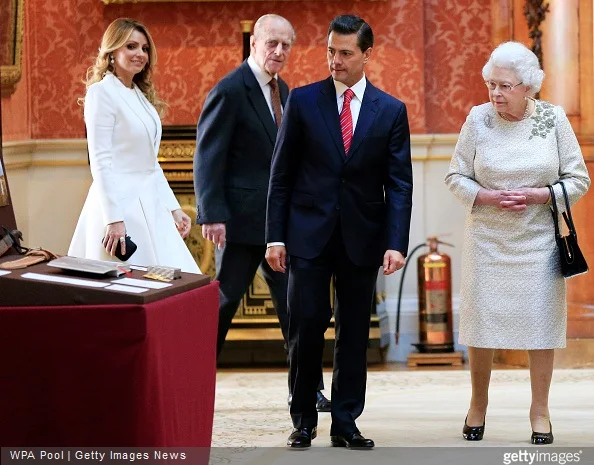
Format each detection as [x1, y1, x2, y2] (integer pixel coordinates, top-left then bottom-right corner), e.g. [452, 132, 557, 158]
[69, 73, 200, 273]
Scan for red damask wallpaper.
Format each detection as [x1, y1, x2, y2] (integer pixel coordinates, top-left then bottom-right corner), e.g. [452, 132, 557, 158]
[2, 31, 30, 142]
[1, 0, 492, 140]
[424, 0, 492, 133]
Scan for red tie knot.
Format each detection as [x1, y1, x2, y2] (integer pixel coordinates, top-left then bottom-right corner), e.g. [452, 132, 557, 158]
[343, 89, 355, 104]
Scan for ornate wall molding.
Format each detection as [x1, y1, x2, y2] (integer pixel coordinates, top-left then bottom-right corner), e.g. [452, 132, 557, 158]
[2, 139, 88, 169]
[2, 135, 460, 168]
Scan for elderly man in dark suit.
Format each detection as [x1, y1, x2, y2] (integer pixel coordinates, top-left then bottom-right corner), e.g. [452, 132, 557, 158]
[194, 14, 330, 411]
[266, 15, 413, 449]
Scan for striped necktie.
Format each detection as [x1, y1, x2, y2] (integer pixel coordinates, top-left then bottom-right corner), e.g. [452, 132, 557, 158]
[340, 89, 355, 155]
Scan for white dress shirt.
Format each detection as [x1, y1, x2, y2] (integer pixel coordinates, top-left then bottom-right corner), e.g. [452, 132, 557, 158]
[333, 74, 367, 131]
[247, 56, 281, 121]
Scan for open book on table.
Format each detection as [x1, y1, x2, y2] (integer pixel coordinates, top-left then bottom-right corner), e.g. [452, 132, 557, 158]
[48, 256, 132, 277]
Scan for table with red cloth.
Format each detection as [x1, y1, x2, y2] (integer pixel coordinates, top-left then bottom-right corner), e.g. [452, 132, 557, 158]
[0, 271, 219, 447]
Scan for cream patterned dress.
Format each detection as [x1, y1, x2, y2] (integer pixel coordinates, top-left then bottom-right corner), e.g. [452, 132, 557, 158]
[445, 101, 590, 349]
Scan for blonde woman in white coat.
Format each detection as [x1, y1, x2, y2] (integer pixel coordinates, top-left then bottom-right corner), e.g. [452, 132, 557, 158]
[69, 18, 200, 273]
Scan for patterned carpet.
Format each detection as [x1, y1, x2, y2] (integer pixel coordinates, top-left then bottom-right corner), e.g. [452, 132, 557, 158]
[211, 368, 594, 454]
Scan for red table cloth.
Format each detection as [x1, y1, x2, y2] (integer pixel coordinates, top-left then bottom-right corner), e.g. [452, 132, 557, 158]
[0, 282, 219, 447]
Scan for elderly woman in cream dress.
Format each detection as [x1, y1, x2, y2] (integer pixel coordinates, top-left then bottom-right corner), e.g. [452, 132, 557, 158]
[69, 18, 199, 273]
[445, 42, 589, 444]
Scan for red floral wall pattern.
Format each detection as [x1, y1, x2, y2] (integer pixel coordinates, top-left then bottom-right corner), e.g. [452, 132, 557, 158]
[1, 31, 30, 142]
[2, 0, 492, 140]
[424, 0, 492, 133]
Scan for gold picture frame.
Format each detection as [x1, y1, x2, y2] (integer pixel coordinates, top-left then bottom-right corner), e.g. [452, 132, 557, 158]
[0, 0, 24, 97]
[0, 158, 9, 207]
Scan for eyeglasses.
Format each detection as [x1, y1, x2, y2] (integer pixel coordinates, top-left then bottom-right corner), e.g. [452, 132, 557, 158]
[485, 81, 523, 93]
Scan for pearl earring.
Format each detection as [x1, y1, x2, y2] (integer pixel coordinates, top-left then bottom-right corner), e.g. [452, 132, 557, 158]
[110, 55, 114, 65]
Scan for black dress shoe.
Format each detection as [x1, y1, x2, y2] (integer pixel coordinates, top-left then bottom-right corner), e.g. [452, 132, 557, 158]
[331, 432, 374, 449]
[463, 416, 485, 441]
[316, 391, 331, 412]
[287, 427, 317, 449]
[531, 421, 554, 445]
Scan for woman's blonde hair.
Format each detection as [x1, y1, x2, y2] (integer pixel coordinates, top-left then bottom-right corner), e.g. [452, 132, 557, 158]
[79, 18, 167, 116]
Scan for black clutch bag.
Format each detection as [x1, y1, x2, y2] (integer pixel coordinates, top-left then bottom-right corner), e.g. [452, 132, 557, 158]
[547, 182, 588, 278]
[102, 235, 137, 261]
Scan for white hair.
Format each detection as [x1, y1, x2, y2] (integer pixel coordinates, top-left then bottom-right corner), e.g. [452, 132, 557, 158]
[482, 41, 545, 93]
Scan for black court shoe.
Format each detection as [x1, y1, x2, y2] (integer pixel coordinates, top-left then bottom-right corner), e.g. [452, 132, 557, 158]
[463, 416, 485, 441]
[531, 421, 554, 445]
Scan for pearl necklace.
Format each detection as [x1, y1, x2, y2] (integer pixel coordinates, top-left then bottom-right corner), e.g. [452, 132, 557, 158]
[499, 99, 532, 122]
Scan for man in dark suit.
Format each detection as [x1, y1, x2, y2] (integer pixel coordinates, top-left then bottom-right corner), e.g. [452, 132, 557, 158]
[194, 14, 330, 410]
[266, 15, 413, 449]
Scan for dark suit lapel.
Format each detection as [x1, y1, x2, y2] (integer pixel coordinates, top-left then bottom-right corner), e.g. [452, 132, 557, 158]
[345, 82, 380, 165]
[317, 77, 346, 159]
[241, 62, 277, 145]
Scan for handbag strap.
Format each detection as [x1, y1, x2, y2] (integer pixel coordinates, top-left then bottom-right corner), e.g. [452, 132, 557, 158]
[547, 185, 562, 240]
[548, 181, 577, 240]
[0, 226, 29, 256]
[558, 181, 578, 239]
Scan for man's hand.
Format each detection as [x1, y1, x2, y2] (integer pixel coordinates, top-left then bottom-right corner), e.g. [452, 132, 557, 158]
[383, 249, 405, 275]
[202, 223, 226, 250]
[266, 245, 287, 273]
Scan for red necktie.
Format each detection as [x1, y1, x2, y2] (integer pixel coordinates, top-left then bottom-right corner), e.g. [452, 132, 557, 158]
[340, 89, 355, 156]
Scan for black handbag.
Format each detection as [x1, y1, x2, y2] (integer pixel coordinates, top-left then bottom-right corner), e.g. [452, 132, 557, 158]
[0, 226, 28, 257]
[100, 234, 137, 261]
[547, 182, 588, 278]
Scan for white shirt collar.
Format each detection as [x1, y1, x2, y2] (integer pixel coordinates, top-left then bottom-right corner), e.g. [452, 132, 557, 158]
[333, 74, 367, 101]
[247, 56, 277, 88]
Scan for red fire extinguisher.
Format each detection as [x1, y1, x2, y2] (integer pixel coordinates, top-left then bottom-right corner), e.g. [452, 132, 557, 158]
[396, 236, 454, 353]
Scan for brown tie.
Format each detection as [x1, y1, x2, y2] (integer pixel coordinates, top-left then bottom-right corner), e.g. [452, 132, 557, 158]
[269, 78, 283, 128]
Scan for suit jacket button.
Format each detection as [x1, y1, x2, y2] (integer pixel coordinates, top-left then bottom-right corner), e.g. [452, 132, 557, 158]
[335, 205, 340, 210]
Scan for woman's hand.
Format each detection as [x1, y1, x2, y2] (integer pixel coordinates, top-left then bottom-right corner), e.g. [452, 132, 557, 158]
[474, 187, 549, 211]
[172, 209, 192, 239]
[103, 221, 126, 256]
[503, 187, 550, 205]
